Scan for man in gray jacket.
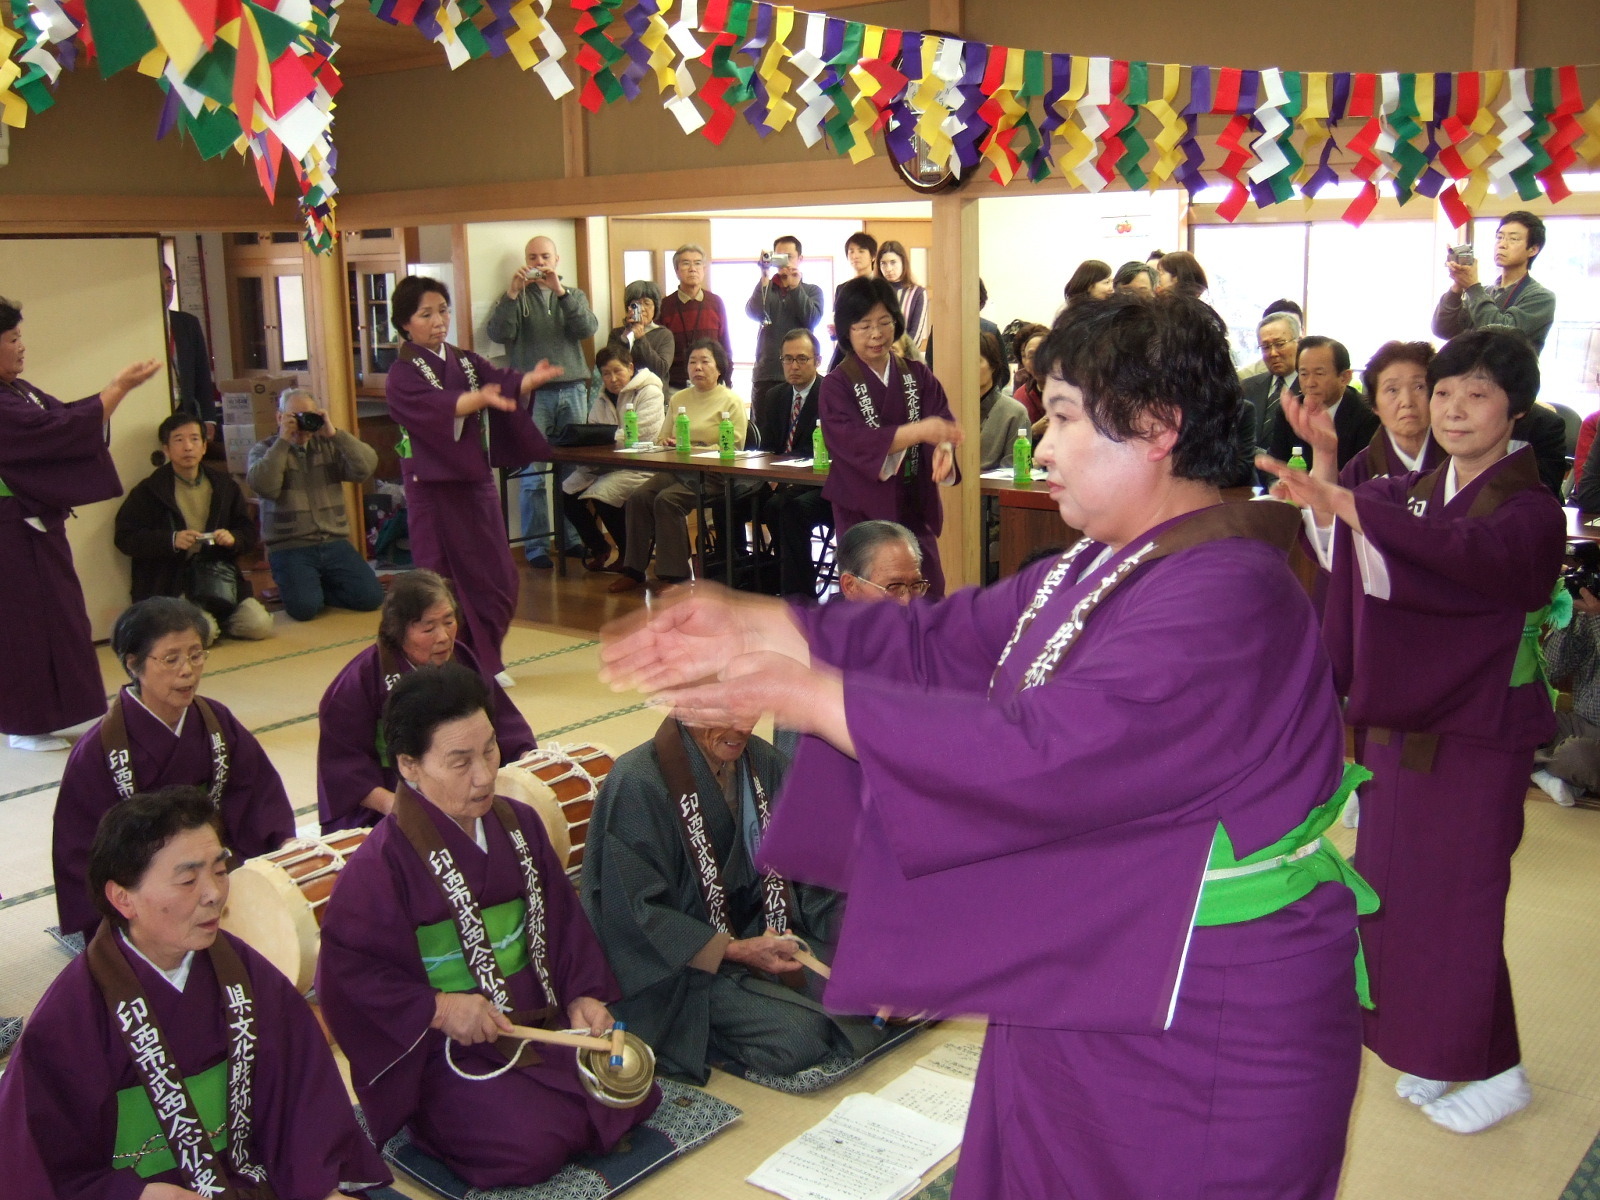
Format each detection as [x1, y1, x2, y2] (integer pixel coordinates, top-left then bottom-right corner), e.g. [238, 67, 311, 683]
[1432, 210, 1556, 353]
[246, 388, 384, 621]
[486, 235, 598, 566]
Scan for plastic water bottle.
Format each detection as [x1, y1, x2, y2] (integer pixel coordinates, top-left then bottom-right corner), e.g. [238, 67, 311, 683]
[718, 411, 737, 460]
[812, 425, 829, 472]
[1285, 445, 1308, 507]
[622, 402, 639, 447]
[1012, 426, 1032, 486]
[674, 406, 691, 456]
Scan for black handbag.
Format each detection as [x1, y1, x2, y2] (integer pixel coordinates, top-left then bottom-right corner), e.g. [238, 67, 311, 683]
[551, 422, 619, 447]
[185, 555, 242, 618]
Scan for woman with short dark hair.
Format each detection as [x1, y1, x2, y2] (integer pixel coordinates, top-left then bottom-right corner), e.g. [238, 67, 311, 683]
[1010, 321, 1051, 426]
[976, 330, 1028, 471]
[604, 291, 1373, 1200]
[0, 295, 161, 751]
[1267, 327, 1564, 1135]
[604, 280, 673, 382]
[317, 662, 659, 1189]
[564, 344, 666, 572]
[1, 785, 391, 1198]
[819, 276, 963, 598]
[387, 275, 564, 682]
[1063, 260, 1114, 307]
[115, 411, 274, 642]
[316, 569, 536, 832]
[51, 597, 294, 942]
[1156, 250, 1209, 299]
[1341, 340, 1443, 487]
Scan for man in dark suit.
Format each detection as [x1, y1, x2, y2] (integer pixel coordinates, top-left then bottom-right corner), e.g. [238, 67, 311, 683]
[755, 328, 831, 597]
[1267, 335, 1379, 471]
[1240, 311, 1301, 453]
[1511, 401, 1570, 498]
[161, 262, 218, 432]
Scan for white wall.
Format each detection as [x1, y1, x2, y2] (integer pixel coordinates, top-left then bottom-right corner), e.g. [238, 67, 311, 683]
[977, 192, 1187, 337]
[0, 237, 172, 639]
[464, 219, 584, 364]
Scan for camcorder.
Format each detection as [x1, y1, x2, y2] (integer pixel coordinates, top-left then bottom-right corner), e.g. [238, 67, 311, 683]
[1447, 245, 1476, 266]
[760, 251, 791, 269]
[1564, 543, 1600, 599]
[294, 411, 326, 433]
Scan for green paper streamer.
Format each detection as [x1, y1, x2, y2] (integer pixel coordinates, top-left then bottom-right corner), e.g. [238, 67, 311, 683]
[84, 0, 157, 77]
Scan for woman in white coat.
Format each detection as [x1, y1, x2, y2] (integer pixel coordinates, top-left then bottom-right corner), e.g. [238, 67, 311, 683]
[563, 343, 666, 571]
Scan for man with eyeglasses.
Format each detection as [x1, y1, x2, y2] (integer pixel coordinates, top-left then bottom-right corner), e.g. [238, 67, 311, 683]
[837, 520, 928, 605]
[757, 330, 833, 597]
[1433, 211, 1556, 354]
[746, 236, 824, 438]
[1240, 311, 1303, 454]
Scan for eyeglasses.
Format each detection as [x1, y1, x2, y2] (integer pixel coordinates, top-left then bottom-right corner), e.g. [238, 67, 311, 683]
[856, 576, 931, 599]
[780, 355, 815, 366]
[850, 318, 897, 336]
[147, 648, 208, 670]
[1259, 338, 1295, 354]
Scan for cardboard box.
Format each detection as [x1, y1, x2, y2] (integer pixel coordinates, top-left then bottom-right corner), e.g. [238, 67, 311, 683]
[219, 376, 295, 435]
[223, 423, 260, 475]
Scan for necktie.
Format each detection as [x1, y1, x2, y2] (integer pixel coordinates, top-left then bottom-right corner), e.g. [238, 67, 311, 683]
[784, 388, 807, 454]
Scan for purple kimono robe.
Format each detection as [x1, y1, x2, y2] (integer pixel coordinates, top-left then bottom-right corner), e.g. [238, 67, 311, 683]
[0, 929, 389, 1199]
[1338, 428, 1446, 490]
[53, 689, 295, 938]
[316, 639, 537, 833]
[760, 510, 1362, 1199]
[1323, 446, 1563, 1081]
[316, 794, 659, 1189]
[0, 379, 121, 736]
[386, 344, 552, 677]
[819, 354, 959, 599]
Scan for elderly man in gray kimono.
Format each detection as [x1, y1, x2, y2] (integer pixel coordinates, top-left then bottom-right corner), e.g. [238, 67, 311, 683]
[580, 716, 887, 1084]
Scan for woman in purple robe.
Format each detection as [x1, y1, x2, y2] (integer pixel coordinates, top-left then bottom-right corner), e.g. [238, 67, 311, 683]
[386, 276, 562, 681]
[317, 569, 535, 833]
[1264, 328, 1564, 1136]
[820, 276, 962, 599]
[1339, 340, 1446, 489]
[603, 294, 1369, 1199]
[0, 295, 160, 751]
[1, 785, 390, 1198]
[317, 663, 658, 1189]
[52, 598, 295, 941]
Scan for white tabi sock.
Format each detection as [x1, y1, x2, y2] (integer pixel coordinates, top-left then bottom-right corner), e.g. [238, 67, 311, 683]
[8, 733, 69, 752]
[1531, 769, 1577, 807]
[1341, 793, 1360, 828]
[1422, 1065, 1531, 1133]
[1395, 1073, 1451, 1105]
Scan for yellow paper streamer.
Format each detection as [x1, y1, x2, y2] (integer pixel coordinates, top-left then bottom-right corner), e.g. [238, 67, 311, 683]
[1146, 63, 1184, 187]
[1052, 54, 1093, 186]
[135, 0, 206, 74]
[137, 46, 168, 78]
[1295, 71, 1330, 185]
[757, 3, 796, 133]
[842, 23, 884, 164]
[0, 3, 26, 129]
[639, 3, 678, 93]
[1577, 97, 1600, 165]
[910, 38, 954, 169]
[980, 46, 1027, 183]
[1414, 72, 1433, 124]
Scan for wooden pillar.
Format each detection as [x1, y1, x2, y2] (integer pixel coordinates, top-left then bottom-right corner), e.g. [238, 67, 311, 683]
[1472, 0, 1518, 68]
[304, 242, 365, 549]
[563, 91, 589, 179]
[930, 193, 981, 590]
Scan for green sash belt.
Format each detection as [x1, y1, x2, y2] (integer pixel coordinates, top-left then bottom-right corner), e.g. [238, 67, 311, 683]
[1512, 581, 1572, 703]
[416, 896, 530, 992]
[113, 1059, 229, 1177]
[1195, 762, 1378, 1008]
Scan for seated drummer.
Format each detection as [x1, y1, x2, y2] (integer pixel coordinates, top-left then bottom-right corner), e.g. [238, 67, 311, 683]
[581, 716, 889, 1084]
[316, 663, 658, 1189]
[53, 597, 295, 941]
[316, 569, 536, 833]
[0, 786, 390, 1198]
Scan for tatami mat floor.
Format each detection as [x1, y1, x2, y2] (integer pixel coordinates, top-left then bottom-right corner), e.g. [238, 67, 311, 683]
[1, 567, 1597, 1198]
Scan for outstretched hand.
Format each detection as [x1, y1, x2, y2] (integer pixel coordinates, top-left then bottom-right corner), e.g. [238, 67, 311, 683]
[598, 584, 801, 695]
[521, 359, 565, 397]
[655, 650, 847, 745]
[1277, 391, 1338, 466]
[1255, 453, 1358, 530]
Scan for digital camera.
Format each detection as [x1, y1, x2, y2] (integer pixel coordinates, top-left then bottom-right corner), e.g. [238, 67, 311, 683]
[294, 411, 326, 433]
[760, 252, 791, 268]
[1447, 244, 1476, 266]
[1564, 543, 1600, 599]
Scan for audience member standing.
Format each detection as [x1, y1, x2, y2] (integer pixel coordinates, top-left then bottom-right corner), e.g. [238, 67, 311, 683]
[245, 387, 385, 622]
[1433, 211, 1556, 353]
[0, 297, 159, 751]
[1113, 261, 1158, 295]
[161, 262, 218, 435]
[876, 241, 930, 357]
[1063, 260, 1114, 307]
[485, 236, 597, 568]
[604, 280, 673, 383]
[746, 235, 823, 437]
[658, 244, 733, 393]
[1157, 251, 1209, 300]
[1242, 311, 1302, 452]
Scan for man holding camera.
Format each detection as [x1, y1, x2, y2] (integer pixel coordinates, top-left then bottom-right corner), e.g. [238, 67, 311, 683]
[1432, 211, 1556, 354]
[745, 235, 823, 439]
[486, 235, 597, 568]
[246, 388, 385, 622]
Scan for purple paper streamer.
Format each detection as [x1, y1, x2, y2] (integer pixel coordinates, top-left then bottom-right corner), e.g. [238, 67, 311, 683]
[156, 83, 181, 141]
[1238, 69, 1260, 114]
[1330, 72, 1351, 121]
[1184, 65, 1211, 117]
[1303, 132, 1340, 196]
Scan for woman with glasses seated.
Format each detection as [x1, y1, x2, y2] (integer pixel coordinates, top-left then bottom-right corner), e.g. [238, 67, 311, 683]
[51, 597, 294, 943]
[820, 276, 962, 599]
